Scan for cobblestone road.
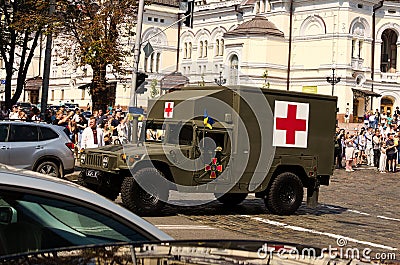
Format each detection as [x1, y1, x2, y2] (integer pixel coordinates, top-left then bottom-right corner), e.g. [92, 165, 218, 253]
[145, 167, 400, 262]
[67, 166, 399, 262]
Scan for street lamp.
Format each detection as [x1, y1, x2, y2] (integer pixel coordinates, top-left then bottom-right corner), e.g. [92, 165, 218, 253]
[326, 67, 341, 96]
[214, 71, 226, 86]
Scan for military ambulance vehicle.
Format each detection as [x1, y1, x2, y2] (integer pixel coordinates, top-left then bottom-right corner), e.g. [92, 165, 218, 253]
[79, 86, 336, 215]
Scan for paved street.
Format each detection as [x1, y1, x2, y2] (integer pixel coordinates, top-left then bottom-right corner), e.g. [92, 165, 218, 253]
[67, 166, 400, 262]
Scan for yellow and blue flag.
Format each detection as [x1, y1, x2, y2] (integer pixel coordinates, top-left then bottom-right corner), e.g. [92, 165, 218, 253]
[204, 109, 215, 129]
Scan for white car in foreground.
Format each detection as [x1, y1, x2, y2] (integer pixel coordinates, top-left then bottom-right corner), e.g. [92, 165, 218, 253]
[0, 164, 172, 257]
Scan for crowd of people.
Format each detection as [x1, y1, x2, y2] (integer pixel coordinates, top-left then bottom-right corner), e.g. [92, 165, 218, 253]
[0, 104, 130, 153]
[335, 107, 400, 173]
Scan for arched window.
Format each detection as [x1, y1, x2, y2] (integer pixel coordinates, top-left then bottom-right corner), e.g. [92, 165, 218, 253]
[220, 39, 224, 56]
[229, 55, 239, 85]
[199, 41, 203, 58]
[188, 42, 192, 58]
[215, 40, 219, 57]
[150, 53, 154, 73]
[204, 40, 208, 57]
[184, 43, 188, 59]
[156, 53, 161, 73]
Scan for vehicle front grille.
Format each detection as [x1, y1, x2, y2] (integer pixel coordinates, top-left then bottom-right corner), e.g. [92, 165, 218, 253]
[84, 153, 117, 170]
[86, 154, 103, 168]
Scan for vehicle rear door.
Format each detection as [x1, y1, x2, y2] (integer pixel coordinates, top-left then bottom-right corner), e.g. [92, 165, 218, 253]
[8, 124, 40, 169]
[0, 124, 10, 165]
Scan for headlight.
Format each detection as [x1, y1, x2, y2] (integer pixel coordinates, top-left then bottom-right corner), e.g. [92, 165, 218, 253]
[102, 156, 109, 168]
[80, 154, 86, 165]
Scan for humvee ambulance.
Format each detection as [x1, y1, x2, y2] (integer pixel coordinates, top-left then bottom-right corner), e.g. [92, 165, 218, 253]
[78, 86, 337, 215]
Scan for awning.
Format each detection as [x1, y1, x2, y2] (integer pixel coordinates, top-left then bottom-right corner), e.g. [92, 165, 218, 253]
[352, 88, 382, 97]
[160, 72, 189, 91]
[24, 76, 42, 91]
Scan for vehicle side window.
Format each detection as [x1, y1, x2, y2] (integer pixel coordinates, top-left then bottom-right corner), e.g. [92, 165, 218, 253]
[39, 127, 59, 141]
[0, 124, 9, 142]
[0, 191, 149, 256]
[9, 125, 39, 142]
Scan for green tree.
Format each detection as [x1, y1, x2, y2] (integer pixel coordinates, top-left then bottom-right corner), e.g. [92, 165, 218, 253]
[56, 0, 137, 111]
[0, 0, 52, 109]
[150, 79, 158, 98]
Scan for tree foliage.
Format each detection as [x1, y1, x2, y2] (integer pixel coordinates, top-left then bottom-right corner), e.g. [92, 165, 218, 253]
[56, 0, 138, 111]
[0, 0, 53, 108]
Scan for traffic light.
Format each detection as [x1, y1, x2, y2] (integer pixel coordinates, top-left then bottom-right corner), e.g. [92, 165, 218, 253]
[136, 72, 148, 94]
[183, 0, 194, 28]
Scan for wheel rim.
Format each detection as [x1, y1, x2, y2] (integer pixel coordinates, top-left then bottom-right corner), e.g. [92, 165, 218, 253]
[141, 186, 160, 206]
[39, 164, 57, 177]
[279, 185, 296, 205]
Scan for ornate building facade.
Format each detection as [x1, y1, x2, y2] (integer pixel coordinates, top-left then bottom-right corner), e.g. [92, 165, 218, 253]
[5, 0, 400, 122]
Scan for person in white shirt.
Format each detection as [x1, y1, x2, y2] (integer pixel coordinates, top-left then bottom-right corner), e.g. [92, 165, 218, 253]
[9, 105, 19, 120]
[81, 116, 105, 149]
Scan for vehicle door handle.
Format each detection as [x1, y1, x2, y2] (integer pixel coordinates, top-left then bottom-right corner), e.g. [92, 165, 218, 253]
[35, 146, 43, 149]
[0, 146, 8, 150]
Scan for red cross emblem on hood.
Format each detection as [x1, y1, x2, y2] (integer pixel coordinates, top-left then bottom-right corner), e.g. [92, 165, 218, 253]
[205, 158, 223, 179]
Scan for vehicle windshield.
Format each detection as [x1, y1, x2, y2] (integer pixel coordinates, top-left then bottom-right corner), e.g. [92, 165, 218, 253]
[144, 121, 193, 145]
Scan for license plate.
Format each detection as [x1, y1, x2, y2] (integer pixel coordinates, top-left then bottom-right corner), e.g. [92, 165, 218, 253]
[86, 170, 99, 178]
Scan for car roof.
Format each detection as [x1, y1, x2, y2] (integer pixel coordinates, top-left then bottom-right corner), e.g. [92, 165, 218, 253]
[0, 164, 172, 241]
[0, 121, 66, 131]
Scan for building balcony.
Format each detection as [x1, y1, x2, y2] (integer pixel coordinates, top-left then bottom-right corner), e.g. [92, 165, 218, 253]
[351, 58, 364, 70]
[380, 72, 400, 83]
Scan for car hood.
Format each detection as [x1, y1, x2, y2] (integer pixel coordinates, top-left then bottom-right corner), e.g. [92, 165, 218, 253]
[0, 240, 375, 264]
[86, 143, 189, 156]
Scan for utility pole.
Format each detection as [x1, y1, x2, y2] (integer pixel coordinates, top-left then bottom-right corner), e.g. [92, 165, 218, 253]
[40, 0, 55, 116]
[128, 0, 145, 143]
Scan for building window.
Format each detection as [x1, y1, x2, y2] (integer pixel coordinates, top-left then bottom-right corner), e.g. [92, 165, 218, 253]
[184, 43, 188, 59]
[188, 42, 192, 59]
[204, 40, 208, 57]
[148, 17, 152, 21]
[215, 40, 219, 57]
[156, 53, 161, 73]
[220, 39, 224, 56]
[81, 89, 85, 100]
[51, 90, 54, 101]
[358, 40, 363, 59]
[352, 39, 356, 58]
[160, 18, 164, 23]
[229, 55, 239, 85]
[154, 18, 158, 22]
[199, 41, 203, 58]
[150, 53, 154, 73]
[61, 89, 64, 101]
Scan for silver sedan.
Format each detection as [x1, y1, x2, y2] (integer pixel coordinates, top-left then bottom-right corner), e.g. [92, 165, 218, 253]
[0, 164, 172, 257]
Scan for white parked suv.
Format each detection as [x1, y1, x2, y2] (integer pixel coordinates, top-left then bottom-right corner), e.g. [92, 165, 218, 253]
[0, 121, 75, 178]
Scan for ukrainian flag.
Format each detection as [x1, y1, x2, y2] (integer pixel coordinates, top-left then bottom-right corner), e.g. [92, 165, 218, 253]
[204, 109, 215, 129]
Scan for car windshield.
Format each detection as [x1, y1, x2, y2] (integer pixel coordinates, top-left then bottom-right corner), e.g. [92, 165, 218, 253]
[144, 122, 193, 145]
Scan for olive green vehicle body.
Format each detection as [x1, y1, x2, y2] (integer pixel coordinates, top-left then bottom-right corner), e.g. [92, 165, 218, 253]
[79, 86, 337, 212]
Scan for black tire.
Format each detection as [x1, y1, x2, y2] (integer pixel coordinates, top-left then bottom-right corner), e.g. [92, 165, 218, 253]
[36, 161, 61, 178]
[265, 172, 303, 215]
[121, 168, 168, 215]
[215, 193, 248, 206]
[114, 139, 121, 145]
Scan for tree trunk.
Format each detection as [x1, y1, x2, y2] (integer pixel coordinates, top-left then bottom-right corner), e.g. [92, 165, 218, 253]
[90, 64, 116, 112]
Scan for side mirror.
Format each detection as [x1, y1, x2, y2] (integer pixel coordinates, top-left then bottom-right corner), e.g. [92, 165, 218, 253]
[0, 206, 17, 224]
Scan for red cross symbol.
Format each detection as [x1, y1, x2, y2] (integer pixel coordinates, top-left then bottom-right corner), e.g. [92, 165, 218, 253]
[205, 158, 223, 179]
[275, 104, 307, 145]
[164, 102, 174, 118]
